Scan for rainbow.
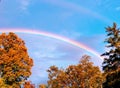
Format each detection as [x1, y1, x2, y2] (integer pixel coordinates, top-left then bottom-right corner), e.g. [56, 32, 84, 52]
[0, 28, 103, 60]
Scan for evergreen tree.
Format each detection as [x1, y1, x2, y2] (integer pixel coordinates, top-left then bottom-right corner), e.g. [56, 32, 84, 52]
[102, 23, 120, 88]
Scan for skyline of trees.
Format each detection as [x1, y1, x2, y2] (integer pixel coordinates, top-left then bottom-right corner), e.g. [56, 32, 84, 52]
[0, 22, 120, 88]
[47, 55, 103, 88]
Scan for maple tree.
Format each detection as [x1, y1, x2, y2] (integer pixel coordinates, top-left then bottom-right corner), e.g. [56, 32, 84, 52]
[102, 23, 120, 88]
[47, 55, 103, 88]
[0, 32, 33, 87]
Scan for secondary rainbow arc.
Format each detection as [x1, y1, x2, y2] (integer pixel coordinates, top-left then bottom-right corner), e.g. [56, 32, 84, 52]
[0, 28, 103, 60]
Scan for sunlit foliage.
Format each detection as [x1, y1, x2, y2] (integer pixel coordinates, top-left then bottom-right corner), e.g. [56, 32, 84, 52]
[39, 84, 47, 88]
[23, 81, 35, 88]
[47, 55, 103, 88]
[0, 32, 33, 87]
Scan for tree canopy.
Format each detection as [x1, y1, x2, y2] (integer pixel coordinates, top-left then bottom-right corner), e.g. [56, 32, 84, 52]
[0, 32, 33, 87]
[23, 81, 35, 88]
[47, 55, 103, 88]
[102, 23, 120, 88]
[102, 23, 120, 72]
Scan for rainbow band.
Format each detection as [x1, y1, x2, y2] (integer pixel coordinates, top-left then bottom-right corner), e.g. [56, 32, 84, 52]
[0, 28, 103, 60]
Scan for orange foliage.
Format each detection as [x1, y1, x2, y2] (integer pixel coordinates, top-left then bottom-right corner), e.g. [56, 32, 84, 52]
[39, 84, 47, 88]
[0, 32, 33, 87]
[47, 55, 103, 88]
[23, 81, 35, 88]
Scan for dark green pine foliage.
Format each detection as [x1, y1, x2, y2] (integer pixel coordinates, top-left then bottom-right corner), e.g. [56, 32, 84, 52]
[102, 23, 120, 88]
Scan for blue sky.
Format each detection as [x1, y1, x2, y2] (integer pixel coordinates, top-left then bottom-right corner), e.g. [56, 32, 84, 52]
[0, 0, 120, 85]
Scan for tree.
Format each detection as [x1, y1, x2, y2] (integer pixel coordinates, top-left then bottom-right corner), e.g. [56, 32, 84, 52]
[47, 55, 103, 88]
[39, 84, 47, 88]
[0, 32, 33, 87]
[23, 81, 35, 88]
[0, 78, 12, 88]
[102, 23, 120, 88]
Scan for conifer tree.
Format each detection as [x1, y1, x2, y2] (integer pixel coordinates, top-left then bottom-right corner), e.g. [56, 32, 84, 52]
[102, 23, 120, 88]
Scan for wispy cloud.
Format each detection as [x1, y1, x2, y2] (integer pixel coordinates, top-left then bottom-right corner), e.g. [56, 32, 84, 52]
[19, 0, 30, 11]
[43, 0, 112, 23]
[17, 33, 102, 84]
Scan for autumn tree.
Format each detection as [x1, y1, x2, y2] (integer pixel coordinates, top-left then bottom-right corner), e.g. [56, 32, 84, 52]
[0, 32, 33, 87]
[39, 84, 47, 88]
[47, 55, 103, 88]
[0, 78, 13, 88]
[102, 23, 120, 88]
[23, 81, 35, 88]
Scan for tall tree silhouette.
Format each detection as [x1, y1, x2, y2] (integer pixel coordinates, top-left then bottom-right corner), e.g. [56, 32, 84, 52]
[0, 32, 33, 87]
[102, 23, 120, 88]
